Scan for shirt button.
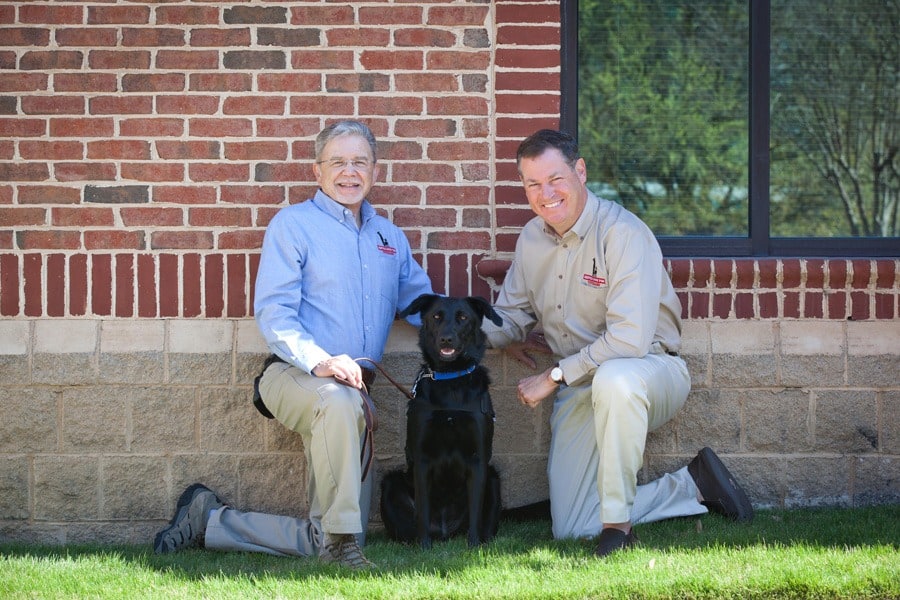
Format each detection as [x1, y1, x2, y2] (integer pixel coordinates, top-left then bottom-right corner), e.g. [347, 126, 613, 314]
[557, 304, 562, 309]
[558, 274, 563, 279]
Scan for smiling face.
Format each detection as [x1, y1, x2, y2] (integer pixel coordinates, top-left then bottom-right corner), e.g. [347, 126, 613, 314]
[519, 148, 589, 236]
[312, 133, 380, 214]
[399, 294, 500, 371]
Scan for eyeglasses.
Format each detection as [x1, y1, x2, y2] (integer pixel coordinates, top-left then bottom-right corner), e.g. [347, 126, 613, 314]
[316, 158, 374, 171]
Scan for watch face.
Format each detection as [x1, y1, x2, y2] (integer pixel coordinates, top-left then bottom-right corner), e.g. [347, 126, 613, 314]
[551, 367, 563, 382]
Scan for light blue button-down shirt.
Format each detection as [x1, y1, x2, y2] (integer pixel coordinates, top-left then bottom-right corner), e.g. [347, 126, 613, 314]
[254, 190, 433, 372]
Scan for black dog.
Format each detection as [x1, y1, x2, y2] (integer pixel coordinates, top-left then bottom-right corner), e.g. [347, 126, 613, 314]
[380, 294, 503, 549]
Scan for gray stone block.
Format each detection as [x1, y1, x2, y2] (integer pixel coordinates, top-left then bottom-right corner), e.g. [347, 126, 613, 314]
[848, 355, 900, 387]
[711, 353, 777, 388]
[853, 455, 900, 505]
[781, 355, 845, 388]
[494, 389, 543, 454]
[0, 523, 65, 545]
[33, 456, 100, 521]
[493, 453, 549, 508]
[0, 355, 30, 385]
[101, 456, 169, 520]
[33, 353, 96, 385]
[781, 456, 852, 509]
[168, 353, 231, 385]
[97, 352, 165, 385]
[129, 386, 197, 452]
[62, 387, 127, 452]
[169, 453, 241, 508]
[884, 391, 900, 454]
[676, 389, 742, 453]
[814, 390, 878, 452]
[0, 387, 59, 453]
[0, 457, 30, 520]
[744, 388, 813, 452]
[198, 387, 266, 452]
[236, 454, 309, 516]
[645, 416, 679, 454]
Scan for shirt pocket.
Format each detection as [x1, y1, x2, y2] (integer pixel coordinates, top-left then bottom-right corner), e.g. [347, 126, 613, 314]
[571, 258, 609, 327]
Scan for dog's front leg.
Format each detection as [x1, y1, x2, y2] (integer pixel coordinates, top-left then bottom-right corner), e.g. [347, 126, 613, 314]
[413, 461, 433, 550]
[466, 458, 488, 548]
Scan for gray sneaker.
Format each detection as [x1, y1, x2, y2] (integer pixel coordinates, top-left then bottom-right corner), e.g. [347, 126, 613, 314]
[319, 534, 376, 570]
[153, 483, 225, 554]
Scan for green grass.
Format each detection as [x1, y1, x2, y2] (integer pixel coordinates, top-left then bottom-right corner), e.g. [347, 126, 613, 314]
[1, 505, 898, 599]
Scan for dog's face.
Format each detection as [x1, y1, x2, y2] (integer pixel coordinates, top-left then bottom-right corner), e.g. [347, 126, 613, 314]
[400, 294, 502, 369]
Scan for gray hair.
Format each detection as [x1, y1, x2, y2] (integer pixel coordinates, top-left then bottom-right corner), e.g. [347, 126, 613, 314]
[315, 120, 378, 162]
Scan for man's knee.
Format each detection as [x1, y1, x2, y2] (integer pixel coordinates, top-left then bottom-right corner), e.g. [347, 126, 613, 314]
[591, 359, 647, 410]
[315, 383, 365, 424]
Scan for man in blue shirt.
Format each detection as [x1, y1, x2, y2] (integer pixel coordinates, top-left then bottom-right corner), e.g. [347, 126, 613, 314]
[153, 120, 433, 569]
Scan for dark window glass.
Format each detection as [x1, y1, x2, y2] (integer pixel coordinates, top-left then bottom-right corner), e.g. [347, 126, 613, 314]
[569, 0, 899, 255]
[770, 0, 899, 238]
[578, 1, 749, 237]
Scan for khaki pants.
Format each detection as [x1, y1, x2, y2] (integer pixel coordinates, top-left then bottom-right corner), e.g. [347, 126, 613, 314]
[205, 361, 372, 556]
[549, 351, 705, 538]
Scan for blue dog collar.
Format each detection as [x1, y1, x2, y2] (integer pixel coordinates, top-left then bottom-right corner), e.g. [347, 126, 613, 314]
[430, 364, 477, 380]
[412, 364, 477, 397]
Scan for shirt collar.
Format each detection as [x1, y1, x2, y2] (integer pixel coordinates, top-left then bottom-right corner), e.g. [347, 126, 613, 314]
[312, 189, 375, 226]
[541, 189, 600, 241]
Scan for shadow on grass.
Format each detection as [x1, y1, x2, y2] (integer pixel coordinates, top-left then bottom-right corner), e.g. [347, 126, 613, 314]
[1, 505, 898, 583]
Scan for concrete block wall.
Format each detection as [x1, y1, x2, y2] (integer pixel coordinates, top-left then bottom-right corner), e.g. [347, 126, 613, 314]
[1, 264, 898, 545]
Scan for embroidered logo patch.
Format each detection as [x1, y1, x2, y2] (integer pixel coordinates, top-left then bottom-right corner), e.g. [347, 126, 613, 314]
[377, 231, 396, 255]
[582, 274, 606, 287]
[581, 258, 606, 287]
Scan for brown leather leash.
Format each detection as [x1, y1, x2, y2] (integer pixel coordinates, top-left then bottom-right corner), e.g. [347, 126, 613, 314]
[354, 357, 415, 401]
[253, 354, 414, 483]
[351, 358, 415, 482]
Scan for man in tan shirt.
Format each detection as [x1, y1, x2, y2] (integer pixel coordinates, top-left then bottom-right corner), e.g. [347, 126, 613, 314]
[483, 129, 753, 557]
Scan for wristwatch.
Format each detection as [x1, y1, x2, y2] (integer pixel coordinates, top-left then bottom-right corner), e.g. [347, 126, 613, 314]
[550, 365, 565, 385]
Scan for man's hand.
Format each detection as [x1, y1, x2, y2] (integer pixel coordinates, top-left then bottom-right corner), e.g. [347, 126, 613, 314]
[517, 367, 557, 409]
[312, 354, 363, 388]
[503, 329, 553, 369]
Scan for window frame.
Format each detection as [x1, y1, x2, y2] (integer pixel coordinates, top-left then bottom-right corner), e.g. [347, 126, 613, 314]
[560, 0, 898, 257]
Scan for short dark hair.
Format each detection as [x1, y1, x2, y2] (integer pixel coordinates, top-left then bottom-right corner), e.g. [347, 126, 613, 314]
[516, 129, 580, 169]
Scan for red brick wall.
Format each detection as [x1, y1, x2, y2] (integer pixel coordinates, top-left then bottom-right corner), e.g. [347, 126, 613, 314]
[0, 2, 896, 319]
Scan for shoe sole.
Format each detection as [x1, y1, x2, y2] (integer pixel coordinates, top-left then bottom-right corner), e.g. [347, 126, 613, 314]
[697, 447, 754, 522]
[153, 483, 216, 554]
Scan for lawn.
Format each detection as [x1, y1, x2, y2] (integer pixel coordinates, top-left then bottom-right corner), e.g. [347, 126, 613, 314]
[1, 505, 898, 599]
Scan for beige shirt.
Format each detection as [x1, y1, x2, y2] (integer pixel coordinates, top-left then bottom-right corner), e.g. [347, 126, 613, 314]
[484, 191, 683, 387]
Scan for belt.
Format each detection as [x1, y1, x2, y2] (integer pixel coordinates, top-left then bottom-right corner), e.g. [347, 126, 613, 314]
[651, 341, 679, 357]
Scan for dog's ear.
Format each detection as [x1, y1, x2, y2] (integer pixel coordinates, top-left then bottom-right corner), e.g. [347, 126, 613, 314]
[466, 296, 503, 327]
[399, 293, 440, 318]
